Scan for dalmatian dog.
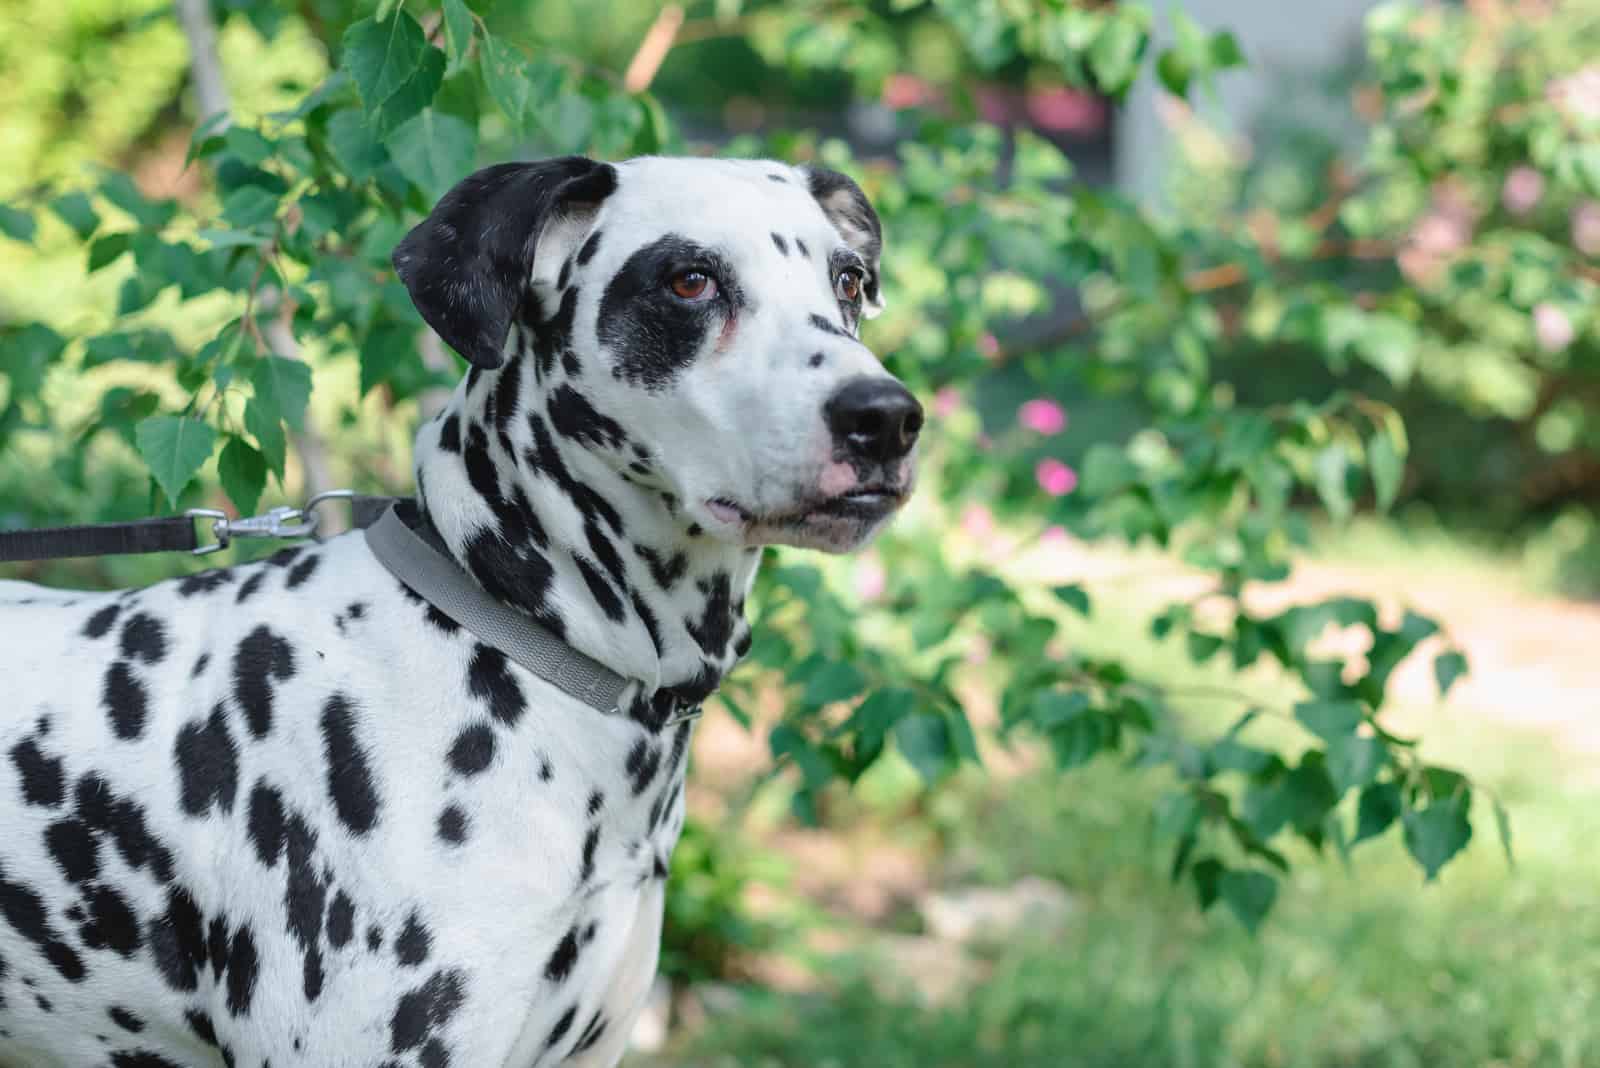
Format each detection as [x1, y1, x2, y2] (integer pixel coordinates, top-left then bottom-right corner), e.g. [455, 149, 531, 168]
[0, 155, 922, 1068]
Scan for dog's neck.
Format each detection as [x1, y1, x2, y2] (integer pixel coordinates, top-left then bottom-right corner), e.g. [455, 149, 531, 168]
[411, 350, 759, 728]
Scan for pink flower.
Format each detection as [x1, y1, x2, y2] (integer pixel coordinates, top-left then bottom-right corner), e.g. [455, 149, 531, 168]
[1502, 166, 1544, 215]
[1018, 398, 1067, 435]
[1534, 302, 1575, 352]
[1573, 201, 1600, 256]
[960, 504, 995, 540]
[1035, 458, 1079, 497]
[978, 333, 1001, 359]
[854, 553, 887, 602]
[932, 387, 962, 418]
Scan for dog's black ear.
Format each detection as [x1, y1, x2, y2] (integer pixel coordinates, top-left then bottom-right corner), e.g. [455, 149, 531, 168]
[393, 157, 618, 369]
[800, 165, 885, 318]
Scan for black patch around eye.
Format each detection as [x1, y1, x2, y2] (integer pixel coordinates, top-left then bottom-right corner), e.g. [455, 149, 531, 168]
[809, 313, 850, 339]
[770, 232, 788, 256]
[599, 234, 742, 392]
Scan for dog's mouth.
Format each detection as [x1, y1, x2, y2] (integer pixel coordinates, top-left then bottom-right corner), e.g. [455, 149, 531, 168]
[706, 485, 908, 532]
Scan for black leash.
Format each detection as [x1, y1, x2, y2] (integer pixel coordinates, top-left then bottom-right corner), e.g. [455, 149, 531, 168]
[0, 491, 377, 563]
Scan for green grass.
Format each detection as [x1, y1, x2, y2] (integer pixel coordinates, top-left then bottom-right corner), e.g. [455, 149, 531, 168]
[634, 520, 1600, 1068]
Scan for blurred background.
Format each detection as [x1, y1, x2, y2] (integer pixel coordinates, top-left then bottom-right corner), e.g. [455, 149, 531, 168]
[2, 0, 1599, 1065]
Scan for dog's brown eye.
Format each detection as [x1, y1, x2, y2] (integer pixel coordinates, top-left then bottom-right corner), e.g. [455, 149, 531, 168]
[835, 269, 863, 303]
[669, 271, 716, 301]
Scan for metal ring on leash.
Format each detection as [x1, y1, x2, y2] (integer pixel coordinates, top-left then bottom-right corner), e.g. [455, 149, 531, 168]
[187, 488, 356, 555]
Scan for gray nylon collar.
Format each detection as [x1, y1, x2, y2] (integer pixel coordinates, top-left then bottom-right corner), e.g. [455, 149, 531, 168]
[363, 500, 636, 715]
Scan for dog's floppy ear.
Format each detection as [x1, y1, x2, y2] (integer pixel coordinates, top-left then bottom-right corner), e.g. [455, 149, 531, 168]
[393, 157, 618, 369]
[800, 165, 886, 318]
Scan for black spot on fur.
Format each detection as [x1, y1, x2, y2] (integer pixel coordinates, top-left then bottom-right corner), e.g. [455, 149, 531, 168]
[809, 351, 825, 368]
[191, 652, 210, 678]
[246, 781, 286, 868]
[368, 925, 384, 952]
[176, 705, 239, 816]
[578, 825, 600, 884]
[10, 736, 64, 807]
[226, 925, 259, 1016]
[321, 694, 380, 835]
[233, 625, 296, 738]
[632, 591, 663, 656]
[436, 805, 467, 845]
[110, 1053, 185, 1068]
[438, 411, 463, 453]
[396, 913, 432, 966]
[577, 230, 603, 265]
[286, 553, 321, 590]
[0, 861, 84, 982]
[810, 313, 850, 338]
[574, 1010, 608, 1054]
[687, 572, 735, 655]
[544, 925, 581, 982]
[771, 232, 788, 256]
[45, 818, 100, 883]
[178, 569, 234, 597]
[83, 603, 121, 639]
[327, 893, 355, 949]
[75, 775, 175, 883]
[283, 812, 327, 1001]
[80, 884, 141, 957]
[491, 353, 523, 434]
[574, 555, 626, 623]
[625, 738, 663, 796]
[186, 1009, 218, 1046]
[548, 384, 627, 451]
[447, 723, 495, 776]
[148, 886, 206, 992]
[767, 173, 789, 183]
[468, 645, 526, 726]
[389, 968, 465, 1053]
[109, 1006, 145, 1033]
[102, 661, 148, 740]
[234, 570, 267, 604]
[600, 234, 742, 391]
[795, 236, 810, 258]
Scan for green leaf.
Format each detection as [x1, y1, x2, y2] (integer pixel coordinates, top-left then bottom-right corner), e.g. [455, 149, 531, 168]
[341, 13, 445, 132]
[1403, 796, 1473, 881]
[894, 713, 952, 783]
[251, 355, 313, 432]
[1049, 712, 1105, 770]
[50, 192, 100, 239]
[360, 323, 413, 396]
[1191, 857, 1223, 910]
[481, 36, 565, 131]
[1313, 444, 1352, 522]
[387, 109, 478, 201]
[1209, 29, 1244, 68]
[223, 126, 274, 166]
[801, 660, 867, 707]
[87, 232, 133, 272]
[1433, 650, 1468, 698]
[98, 172, 174, 228]
[1050, 583, 1091, 616]
[1326, 734, 1385, 793]
[443, 0, 475, 73]
[1293, 699, 1363, 740]
[1218, 869, 1277, 932]
[1155, 48, 1191, 97]
[1368, 430, 1405, 511]
[841, 686, 916, 764]
[217, 437, 268, 516]
[768, 724, 832, 789]
[1087, 11, 1149, 97]
[0, 203, 36, 243]
[1354, 781, 1402, 844]
[1030, 690, 1090, 730]
[221, 186, 279, 230]
[135, 415, 216, 505]
[2, 322, 65, 399]
[326, 109, 389, 182]
[246, 398, 287, 480]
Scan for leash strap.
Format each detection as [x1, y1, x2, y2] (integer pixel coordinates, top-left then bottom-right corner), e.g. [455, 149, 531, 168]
[0, 515, 198, 562]
[364, 499, 632, 715]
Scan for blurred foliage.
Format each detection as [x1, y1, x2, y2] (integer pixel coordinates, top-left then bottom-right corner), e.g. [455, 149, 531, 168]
[0, 0, 1564, 966]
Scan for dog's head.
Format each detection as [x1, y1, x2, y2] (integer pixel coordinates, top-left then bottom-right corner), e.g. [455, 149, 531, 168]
[394, 155, 921, 553]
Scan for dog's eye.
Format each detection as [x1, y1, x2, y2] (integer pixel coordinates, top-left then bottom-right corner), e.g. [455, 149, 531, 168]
[834, 268, 864, 304]
[669, 270, 717, 302]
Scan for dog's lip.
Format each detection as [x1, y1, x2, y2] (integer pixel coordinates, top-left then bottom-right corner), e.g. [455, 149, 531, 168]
[706, 486, 907, 527]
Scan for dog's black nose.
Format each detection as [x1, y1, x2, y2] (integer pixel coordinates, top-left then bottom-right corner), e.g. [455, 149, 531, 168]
[824, 377, 924, 463]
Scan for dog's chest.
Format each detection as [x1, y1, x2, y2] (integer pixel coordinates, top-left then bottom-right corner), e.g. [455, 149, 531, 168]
[0, 533, 691, 1067]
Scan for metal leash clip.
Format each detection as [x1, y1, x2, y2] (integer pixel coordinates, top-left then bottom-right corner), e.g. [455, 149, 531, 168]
[187, 489, 355, 556]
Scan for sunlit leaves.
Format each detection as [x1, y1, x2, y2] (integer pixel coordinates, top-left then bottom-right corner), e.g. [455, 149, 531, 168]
[135, 415, 216, 505]
[387, 109, 477, 200]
